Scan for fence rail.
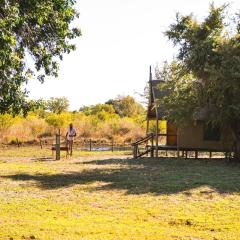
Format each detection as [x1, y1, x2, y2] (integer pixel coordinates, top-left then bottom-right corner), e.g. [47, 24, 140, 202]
[3, 137, 133, 152]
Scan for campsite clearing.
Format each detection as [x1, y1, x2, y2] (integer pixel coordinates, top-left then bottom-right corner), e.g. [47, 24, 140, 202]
[0, 148, 239, 239]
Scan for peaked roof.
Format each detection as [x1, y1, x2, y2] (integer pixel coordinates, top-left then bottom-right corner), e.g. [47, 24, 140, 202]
[147, 79, 166, 120]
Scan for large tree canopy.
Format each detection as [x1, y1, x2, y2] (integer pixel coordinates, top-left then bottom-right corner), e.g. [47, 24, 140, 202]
[106, 96, 145, 118]
[0, 0, 80, 115]
[158, 4, 240, 159]
[47, 96, 69, 114]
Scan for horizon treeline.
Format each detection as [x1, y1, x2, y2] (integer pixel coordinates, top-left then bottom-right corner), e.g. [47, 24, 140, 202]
[0, 95, 151, 144]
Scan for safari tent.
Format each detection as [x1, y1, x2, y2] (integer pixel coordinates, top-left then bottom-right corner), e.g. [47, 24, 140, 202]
[133, 67, 233, 158]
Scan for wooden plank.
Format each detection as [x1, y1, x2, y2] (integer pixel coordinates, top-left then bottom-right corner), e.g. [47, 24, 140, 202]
[137, 149, 151, 158]
[132, 135, 153, 146]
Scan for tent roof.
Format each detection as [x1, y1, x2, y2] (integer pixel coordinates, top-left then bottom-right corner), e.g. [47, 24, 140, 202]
[147, 80, 166, 120]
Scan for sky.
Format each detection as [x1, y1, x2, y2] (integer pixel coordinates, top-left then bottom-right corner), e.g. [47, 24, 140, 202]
[27, 0, 239, 110]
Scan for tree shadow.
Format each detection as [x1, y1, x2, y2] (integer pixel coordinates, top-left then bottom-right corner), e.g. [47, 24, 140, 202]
[3, 157, 240, 195]
[30, 157, 54, 161]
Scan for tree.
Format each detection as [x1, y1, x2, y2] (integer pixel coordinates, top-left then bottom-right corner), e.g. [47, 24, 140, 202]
[79, 103, 117, 121]
[106, 96, 145, 118]
[47, 97, 69, 114]
[80, 104, 116, 116]
[156, 62, 199, 125]
[45, 112, 71, 129]
[160, 3, 240, 160]
[0, 0, 81, 115]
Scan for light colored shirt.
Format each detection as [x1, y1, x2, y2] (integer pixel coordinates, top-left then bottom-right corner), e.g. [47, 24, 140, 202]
[67, 128, 76, 141]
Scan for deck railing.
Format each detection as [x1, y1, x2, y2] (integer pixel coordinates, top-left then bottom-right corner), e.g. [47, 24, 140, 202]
[132, 133, 154, 158]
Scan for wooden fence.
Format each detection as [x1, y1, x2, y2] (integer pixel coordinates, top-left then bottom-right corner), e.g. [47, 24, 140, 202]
[38, 137, 132, 152]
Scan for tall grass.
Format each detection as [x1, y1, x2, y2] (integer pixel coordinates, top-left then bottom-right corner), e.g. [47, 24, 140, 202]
[0, 112, 146, 144]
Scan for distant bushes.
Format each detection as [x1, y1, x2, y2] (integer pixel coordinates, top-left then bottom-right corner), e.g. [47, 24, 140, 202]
[0, 96, 147, 144]
[0, 112, 146, 144]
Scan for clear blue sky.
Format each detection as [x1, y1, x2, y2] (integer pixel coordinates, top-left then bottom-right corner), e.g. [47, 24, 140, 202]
[27, 0, 239, 110]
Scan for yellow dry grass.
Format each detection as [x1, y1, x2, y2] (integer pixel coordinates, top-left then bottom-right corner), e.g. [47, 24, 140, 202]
[0, 147, 239, 239]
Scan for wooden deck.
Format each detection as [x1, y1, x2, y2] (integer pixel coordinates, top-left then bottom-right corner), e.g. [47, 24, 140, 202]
[149, 145, 229, 152]
[146, 145, 232, 159]
[132, 133, 232, 158]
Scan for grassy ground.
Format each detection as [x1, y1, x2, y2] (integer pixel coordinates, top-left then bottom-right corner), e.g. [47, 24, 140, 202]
[0, 147, 240, 239]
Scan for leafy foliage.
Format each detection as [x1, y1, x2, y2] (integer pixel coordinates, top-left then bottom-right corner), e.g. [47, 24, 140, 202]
[160, 3, 240, 158]
[80, 104, 118, 121]
[106, 95, 145, 118]
[156, 62, 200, 126]
[45, 112, 72, 129]
[160, 5, 240, 125]
[47, 97, 70, 114]
[0, 0, 80, 115]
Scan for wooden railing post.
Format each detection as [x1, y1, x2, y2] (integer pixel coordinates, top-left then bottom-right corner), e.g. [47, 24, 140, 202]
[133, 145, 137, 158]
[150, 133, 154, 157]
[132, 134, 155, 158]
[195, 151, 198, 159]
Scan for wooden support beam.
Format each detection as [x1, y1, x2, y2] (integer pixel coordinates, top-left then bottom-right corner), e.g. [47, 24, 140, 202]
[177, 132, 179, 158]
[155, 118, 159, 157]
[150, 133, 154, 157]
[146, 118, 150, 135]
[146, 118, 150, 156]
[195, 151, 198, 159]
[133, 145, 137, 158]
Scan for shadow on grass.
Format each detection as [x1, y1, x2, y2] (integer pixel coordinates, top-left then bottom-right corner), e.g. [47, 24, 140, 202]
[30, 157, 54, 161]
[3, 157, 240, 195]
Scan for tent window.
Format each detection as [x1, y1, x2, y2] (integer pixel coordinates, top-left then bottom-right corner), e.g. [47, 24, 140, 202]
[203, 123, 221, 141]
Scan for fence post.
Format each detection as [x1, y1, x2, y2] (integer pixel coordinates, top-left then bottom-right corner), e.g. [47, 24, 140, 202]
[16, 138, 20, 148]
[40, 138, 43, 149]
[55, 132, 60, 160]
[111, 138, 114, 152]
[89, 139, 92, 151]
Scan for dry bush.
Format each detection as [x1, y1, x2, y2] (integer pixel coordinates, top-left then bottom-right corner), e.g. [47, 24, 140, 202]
[72, 115, 98, 139]
[6, 116, 48, 143]
[99, 118, 145, 143]
[0, 111, 146, 144]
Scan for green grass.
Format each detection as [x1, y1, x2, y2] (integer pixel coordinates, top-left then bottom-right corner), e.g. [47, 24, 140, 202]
[0, 147, 240, 239]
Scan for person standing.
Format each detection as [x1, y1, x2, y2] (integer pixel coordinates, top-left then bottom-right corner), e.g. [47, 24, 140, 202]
[66, 123, 77, 156]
